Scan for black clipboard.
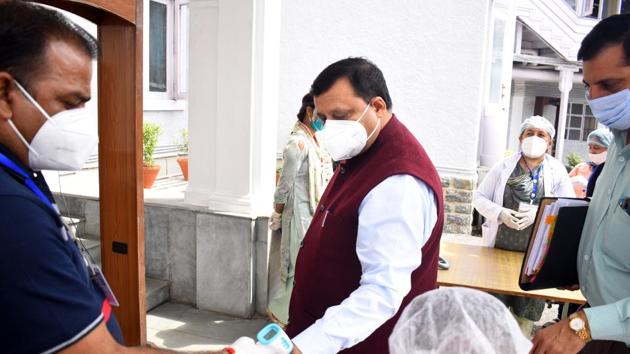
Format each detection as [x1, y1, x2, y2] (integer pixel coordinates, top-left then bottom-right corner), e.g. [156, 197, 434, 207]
[519, 197, 589, 291]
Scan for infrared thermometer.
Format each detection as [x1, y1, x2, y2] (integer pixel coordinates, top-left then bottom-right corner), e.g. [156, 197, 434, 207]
[229, 323, 293, 354]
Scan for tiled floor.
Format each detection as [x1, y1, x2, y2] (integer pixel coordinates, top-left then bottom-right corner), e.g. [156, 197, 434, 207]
[147, 303, 269, 351]
[147, 234, 560, 350]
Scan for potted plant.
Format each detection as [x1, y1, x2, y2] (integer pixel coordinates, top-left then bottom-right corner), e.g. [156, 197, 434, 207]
[565, 152, 583, 173]
[176, 128, 189, 181]
[143, 122, 162, 188]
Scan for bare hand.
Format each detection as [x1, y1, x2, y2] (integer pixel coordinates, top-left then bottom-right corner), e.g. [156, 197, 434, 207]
[292, 344, 302, 354]
[530, 318, 586, 354]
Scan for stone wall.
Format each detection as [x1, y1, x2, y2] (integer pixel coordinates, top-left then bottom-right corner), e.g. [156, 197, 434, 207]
[55, 193, 270, 319]
[440, 175, 477, 235]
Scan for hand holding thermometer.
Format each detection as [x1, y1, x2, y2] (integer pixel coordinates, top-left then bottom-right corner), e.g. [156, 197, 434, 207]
[228, 323, 294, 354]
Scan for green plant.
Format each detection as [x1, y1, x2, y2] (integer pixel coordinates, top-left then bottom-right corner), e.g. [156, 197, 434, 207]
[565, 152, 583, 171]
[143, 122, 162, 167]
[176, 128, 188, 154]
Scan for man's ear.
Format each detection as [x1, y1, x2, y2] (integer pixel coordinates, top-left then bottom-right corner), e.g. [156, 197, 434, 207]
[0, 72, 15, 121]
[372, 97, 388, 115]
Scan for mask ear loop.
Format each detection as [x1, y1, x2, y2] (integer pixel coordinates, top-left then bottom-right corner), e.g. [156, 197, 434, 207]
[13, 80, 54, 125]
[366, 115, 381, 141]
[361, 99, 381, 141]
[356, 102, 372, 124]
[6, 117, 40, 157]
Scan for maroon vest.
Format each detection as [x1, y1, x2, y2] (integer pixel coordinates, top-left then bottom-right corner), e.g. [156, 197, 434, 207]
[286, 116, 444, 354]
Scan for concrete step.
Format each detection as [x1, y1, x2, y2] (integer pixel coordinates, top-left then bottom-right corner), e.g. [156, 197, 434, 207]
[61, 216, 85, 238]
[146, 277, 171, 311]
[78, 237, 101, 265]
[75, 237, 170, 312]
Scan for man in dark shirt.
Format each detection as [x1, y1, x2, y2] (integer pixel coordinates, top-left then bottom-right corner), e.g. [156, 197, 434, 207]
[0, 1, 226, 353]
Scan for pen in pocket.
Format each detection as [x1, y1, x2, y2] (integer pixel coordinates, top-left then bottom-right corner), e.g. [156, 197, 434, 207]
[321, 209, 330, 227]
[619, 196, 630, 216]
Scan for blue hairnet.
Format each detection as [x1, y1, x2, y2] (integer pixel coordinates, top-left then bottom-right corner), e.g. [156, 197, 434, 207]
[587, 128, 613, 148]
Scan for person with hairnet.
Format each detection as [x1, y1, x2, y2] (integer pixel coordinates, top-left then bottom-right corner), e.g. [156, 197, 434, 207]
[388, 287, 532, 354]
[568, 128, 614, 198]
[473, 115, 575, 336]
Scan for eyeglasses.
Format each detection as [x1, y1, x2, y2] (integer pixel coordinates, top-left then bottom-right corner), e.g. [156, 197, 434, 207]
[619, 196, 630, 217]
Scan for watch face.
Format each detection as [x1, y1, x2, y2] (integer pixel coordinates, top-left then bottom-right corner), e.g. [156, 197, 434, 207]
[570, 317, 585, 331]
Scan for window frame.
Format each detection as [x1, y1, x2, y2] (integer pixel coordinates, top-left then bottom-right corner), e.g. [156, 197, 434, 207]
[565, 102, 597, 142]
[144, 0, 188, 105]
[174, 0, 189, 99]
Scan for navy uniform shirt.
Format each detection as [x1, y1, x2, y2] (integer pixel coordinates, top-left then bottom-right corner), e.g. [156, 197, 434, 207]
[0, 144, 123, 353]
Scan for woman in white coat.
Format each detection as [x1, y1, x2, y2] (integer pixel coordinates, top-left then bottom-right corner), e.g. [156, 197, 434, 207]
[473, 115, 575, 336]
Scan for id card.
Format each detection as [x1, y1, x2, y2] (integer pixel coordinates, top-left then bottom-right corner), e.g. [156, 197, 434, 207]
[91, 265, 120, 307]
[518, 202, 538, 213]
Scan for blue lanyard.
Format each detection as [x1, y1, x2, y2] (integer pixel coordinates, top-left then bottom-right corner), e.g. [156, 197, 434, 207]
[0, 152, 57, 213]
[523, 156, 543, 204]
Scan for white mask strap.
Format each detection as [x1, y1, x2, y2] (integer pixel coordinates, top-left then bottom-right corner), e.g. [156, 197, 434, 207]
[6, 118, 40, 157]
[356, 102, 371, 123]
[13, 80, 53, 123]
[366, 116, 381, 142]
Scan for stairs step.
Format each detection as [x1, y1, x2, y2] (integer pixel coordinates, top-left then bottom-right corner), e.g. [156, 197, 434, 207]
[61, 216, 85, 238]
[79, 237, 101, 265]
[146, 277, 171, 311]
[74, 237, 171, 312]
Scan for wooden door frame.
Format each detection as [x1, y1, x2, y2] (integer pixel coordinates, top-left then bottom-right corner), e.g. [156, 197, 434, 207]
[31, 0, 146, 346]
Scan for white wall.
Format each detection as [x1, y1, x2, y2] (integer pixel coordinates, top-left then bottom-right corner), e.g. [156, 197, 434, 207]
[58, 6, 187, 155]
[144, 110, 188, 148]
[507, 94, 536, 152]
[277, 0, 490, 176]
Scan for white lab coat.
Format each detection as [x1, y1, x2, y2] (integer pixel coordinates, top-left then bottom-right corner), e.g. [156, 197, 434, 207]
[473, 153, 575, 247]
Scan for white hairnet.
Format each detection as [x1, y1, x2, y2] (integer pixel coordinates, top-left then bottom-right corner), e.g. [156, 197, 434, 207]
[389, 287, 532, 354]
[520, 115, 556, 138]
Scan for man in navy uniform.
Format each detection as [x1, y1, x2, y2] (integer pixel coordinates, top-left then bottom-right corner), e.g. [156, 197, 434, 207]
[0, 1, 226, 353]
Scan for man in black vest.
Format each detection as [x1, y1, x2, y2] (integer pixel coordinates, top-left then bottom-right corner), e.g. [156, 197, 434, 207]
[287, 58, 444, 354]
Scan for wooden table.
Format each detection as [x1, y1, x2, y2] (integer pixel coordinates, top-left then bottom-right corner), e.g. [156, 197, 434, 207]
[438, 242, 586, 311]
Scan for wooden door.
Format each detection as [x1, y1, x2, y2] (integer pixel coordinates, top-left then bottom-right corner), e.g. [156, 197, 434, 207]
[32, 0, 145, 346]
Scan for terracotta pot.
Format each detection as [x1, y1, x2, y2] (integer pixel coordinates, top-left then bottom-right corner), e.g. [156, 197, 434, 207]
[143, 165, 161, 189]
[177, 157, 189, 181]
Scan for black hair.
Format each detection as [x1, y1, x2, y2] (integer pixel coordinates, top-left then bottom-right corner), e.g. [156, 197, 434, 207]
[311, 57, 393, 109]
[578, 13, 630, 63]
[297, 92, 314, 121]
[0, 0, 99, 87]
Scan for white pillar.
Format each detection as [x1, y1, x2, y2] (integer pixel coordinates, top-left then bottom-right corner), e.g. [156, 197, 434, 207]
[185, 0, 280, 216]
[186, 0, 218, 207]
[555, 66, 579, 161]
[480, 103, 509, 167]
[479, 0, 516, 167]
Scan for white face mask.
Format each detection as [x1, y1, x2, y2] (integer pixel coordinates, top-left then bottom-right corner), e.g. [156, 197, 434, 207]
[588, 151, 607, 165]
[521, 136, 548, 158]
[316, 103, 380, 161]
[9, 81, 98, 171]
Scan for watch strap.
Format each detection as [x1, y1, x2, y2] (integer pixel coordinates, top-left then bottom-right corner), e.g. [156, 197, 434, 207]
[569, 312, 592, 342]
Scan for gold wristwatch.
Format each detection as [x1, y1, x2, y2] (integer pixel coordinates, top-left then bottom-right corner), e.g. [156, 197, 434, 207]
[569, 312, 592, 342]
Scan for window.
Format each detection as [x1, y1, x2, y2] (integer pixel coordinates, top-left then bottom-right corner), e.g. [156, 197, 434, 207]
[149, 1, 168, 93]
[565, 103, 597, 141]
[175, 1, 189, 97]
[148, 0, 189, 100]
[564, 0, 620, 18]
